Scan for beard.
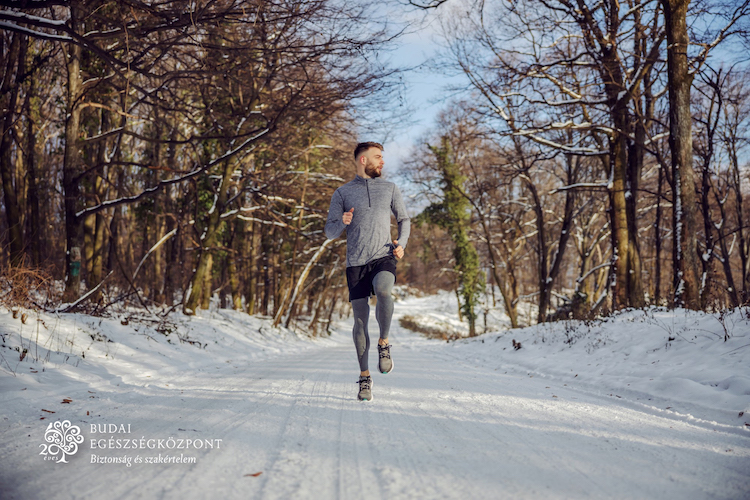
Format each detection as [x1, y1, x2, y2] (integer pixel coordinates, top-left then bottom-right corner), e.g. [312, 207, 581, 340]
[365, 162, 382, 178]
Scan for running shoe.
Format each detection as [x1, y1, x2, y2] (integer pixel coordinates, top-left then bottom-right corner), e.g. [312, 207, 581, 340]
[378, 343, 393, 374]
[357, 375, 373, 401]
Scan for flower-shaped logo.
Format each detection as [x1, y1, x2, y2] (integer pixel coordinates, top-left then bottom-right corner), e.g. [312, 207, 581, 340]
[41, 420, 84, 463]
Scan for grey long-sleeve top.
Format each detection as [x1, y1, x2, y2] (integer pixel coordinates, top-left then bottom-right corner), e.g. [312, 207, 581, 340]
[325, 175, 411, 268]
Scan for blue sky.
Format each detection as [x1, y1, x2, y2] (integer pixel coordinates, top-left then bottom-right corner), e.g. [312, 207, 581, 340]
[368, 2, 467, 175]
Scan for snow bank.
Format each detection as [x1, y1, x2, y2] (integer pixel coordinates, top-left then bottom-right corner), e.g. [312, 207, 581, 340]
[394, 292, 750, 429]
[0, 305, 328, 418]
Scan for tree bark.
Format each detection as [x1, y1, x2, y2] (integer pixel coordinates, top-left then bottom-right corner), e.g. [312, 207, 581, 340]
[246, 220, 260, 315]
[662, 0, 701, 309]
[24, 63, 42, 267]
[183, 159, 234, 313]
[84, 106, 109, 302]
[524, 178, 550, 323]
[62, 5, 83, 302]
[654, 162, 664, 304]
[0, 33, 25, 265]
[627, 95, 646, 307]
[229, 224, 243, 310]
[714, 190, 740, 307]
[574, 0, 645, 309]
[161, 130, 180, 306]
[728, 137, 749, 302]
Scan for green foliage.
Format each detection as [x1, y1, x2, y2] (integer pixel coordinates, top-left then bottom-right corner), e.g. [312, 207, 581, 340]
[422, 136, 484, 336]
[416, 202, 451, 229]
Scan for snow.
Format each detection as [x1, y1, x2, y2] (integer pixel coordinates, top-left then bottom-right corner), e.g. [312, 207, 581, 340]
[0, 10, 68, 26]
[0, 21, 73, 41]
[207, 194, 218, 215]
[1, 290, 749, 499]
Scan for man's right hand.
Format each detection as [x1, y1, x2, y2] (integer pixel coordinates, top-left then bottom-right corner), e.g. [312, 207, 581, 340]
[342, 207, 354, 225]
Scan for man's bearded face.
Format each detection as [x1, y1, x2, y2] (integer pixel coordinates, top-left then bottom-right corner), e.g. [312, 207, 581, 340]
[364, 157, 382, 178]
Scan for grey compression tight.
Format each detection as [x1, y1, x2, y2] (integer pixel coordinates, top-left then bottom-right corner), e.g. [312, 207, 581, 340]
[352, 271, 395, 372]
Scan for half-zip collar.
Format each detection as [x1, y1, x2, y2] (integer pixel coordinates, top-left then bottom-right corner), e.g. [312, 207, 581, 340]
[355, 175, 372, 207]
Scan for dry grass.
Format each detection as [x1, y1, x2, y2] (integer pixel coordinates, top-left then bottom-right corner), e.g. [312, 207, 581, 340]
[0, 263, 57, 314]
[399, 314, 464, 341]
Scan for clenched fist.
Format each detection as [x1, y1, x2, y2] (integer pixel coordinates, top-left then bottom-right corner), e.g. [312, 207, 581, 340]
[393, 240, 404, 260]
[343, 207, 354, 225]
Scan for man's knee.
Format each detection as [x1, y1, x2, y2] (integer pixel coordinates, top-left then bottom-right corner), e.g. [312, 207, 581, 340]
[373, 273, 395, 297]
[352, 297, 369, 315]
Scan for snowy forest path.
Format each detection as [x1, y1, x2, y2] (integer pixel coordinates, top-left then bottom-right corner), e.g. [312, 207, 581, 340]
[2, 318, 749, 500]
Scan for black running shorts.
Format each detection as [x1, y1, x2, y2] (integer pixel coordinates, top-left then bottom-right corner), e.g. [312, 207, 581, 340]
[346, 255, 397, 301]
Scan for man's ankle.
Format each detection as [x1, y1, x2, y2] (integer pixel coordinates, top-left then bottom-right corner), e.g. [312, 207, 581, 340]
[378, 339, 389, 346]
[360, 371, 370, 377]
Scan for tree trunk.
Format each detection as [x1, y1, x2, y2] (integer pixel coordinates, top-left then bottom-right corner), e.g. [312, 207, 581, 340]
[609, 102, 632, 310]
[262, 229, 271, 316]
[152, 202, 165, 305]
[546, 153, 577, 315]
[12, 49, 28, 252]
[246, 220, 260, 315]
[272, 248, 284, 319]
[162, 212, 179, 307]
[161, 130, 180, 306]
[62, 7, 84, 302]
[83, 109, 108, 302]
[107, 169, 124, 276]
[662, 0, 701, 309]
[714, 193, 740, 307]
[228, 224, 242, 310]
[183, 159, 234, 313]
[200, 251, 214, 310]
[139, 210, 152, 299]
[219, 253, 228, 309]
[483, 223, 517, 328]
[627, 102, 646, 307]
[24, 66, 42, 266]
[0, 33, 25, 265]
[573, 0, 644, 310]
[654, 163, 664, 304]
[698, 95, 720, 308]
[524, 178, 551, 323]
[729, 140, 749, 302]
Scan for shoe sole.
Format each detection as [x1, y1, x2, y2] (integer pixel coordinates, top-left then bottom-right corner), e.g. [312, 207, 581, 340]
[380, 357, 394, 374]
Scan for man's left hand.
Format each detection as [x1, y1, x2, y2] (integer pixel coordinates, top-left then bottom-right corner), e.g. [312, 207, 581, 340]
[393, 240, 404, 260]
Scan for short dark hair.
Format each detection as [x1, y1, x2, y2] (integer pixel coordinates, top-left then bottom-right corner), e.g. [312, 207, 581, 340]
[354, 142, 383, 160]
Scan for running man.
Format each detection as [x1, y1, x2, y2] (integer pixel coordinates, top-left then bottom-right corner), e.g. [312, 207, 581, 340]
[325, 142, 411, 401]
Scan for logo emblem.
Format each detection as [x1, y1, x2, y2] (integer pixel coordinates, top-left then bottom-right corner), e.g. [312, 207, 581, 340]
[40, 420, 84, 463]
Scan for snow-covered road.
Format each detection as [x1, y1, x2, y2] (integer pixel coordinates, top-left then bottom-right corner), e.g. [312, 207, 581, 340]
[2, 313, 749, 500]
